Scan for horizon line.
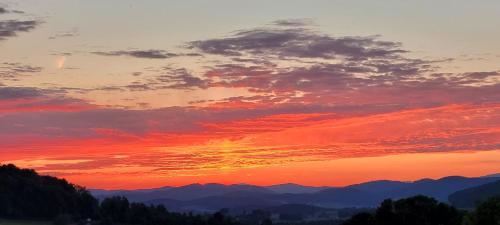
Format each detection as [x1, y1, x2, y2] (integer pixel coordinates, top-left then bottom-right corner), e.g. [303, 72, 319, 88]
[87, 172, 500, 191]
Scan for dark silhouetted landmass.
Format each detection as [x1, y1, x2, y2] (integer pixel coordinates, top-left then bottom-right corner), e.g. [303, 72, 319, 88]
[93, 183, 272, 202]
[342, 195, 463, 225]
[0, 164, 242, 225]
[0, 164, 98, 220]
[449, 180, 500, 208]
[265, 184, 328, 194]
[92, 176, 500, 211]
[343, 195, 500, 225]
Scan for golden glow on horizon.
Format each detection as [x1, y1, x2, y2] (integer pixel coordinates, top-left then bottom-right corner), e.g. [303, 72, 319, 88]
[2, 104, 499, 189]
[10, 150, 500, 189]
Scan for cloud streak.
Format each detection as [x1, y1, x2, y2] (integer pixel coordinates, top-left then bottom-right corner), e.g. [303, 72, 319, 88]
[92, 49, 178, 59]
[0, 62, 42, 80]
[189, 27, 406, 60]
[0, 7, 24, 14]
[0, 20, 40, 41]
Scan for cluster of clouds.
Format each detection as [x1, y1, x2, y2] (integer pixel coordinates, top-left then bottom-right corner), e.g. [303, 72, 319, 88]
[2, 14, 498, 104]
[0, 86, 48, 100]
[1, 18, 499, 133]
[85, 21, 499, 109]
[0, 6, 23, 15]
[1, 6, 43, 84]
[5, 104, 500, 176]
[92, 49, 179, 59]
[189, 28, 406, 60]
[0, 62, 42, 81]
[0, 6, 39, 41]
[0, 19, 39, 41]
[1, 14, 500, 175]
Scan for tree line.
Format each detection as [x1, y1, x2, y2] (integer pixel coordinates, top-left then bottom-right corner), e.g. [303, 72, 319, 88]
[0, 164, 98, 219]
[343, 195, 500, 225]
[0, 164, 239, 225]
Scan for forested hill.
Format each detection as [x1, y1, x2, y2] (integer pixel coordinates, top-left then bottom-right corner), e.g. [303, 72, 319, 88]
[0, 164, 240, 225]
[0, 164, 99, 219]
[449, 180, 500, 208]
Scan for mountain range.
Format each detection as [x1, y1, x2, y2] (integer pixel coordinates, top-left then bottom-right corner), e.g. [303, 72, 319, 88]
[449, 180, 500, 208]
[91, 176, 500, 212]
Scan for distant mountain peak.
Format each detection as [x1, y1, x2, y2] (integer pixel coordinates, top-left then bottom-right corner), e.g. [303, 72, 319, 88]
[482, 173, 500, 178]
[438, 176, 469, 180]
[269, 183, 304, 187]
[90, 175, 500, 212]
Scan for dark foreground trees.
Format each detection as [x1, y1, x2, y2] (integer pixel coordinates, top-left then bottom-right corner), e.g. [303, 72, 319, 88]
[463, 196, 500, 225]
[0, 164, 240, 225]
[98, 196, 237, 225]
[0, 164, 99, 220]
[342, 195, 500, 225]
[449, 180, 500, 209]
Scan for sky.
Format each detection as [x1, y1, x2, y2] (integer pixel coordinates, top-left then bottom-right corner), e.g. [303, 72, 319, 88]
[1, 0, 499, 189]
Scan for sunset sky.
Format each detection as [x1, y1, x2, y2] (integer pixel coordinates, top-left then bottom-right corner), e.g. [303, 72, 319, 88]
[1, 0, 499, 189]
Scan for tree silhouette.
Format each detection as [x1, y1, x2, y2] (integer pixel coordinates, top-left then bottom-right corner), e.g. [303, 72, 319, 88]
[0, 164, 99, 220]
[342, 196, 463, 225]
[343, 212, 375, 225]
[473, 196, 500, 225]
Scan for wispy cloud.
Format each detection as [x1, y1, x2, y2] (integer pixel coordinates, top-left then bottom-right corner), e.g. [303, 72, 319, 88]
[270, 19, 315, 27]
[0, 62, 42, 81]
[0, 20, 40, 41]
[48, 28, 78, 40]
[189, 27, 406, 60]
[92, 49, 178, 59]
[0, 7, 24, 15]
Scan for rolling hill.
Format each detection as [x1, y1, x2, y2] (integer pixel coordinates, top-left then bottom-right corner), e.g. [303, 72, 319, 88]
[91, 176, 500, 212]
[0, 164, 98, 219]
[92, 183, 273, 202]
[449, 180, 500, 208]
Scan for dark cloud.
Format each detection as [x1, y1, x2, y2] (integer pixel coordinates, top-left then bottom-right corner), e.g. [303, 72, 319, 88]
[93, 67, 208, 92]
[78, 24, 499, 110]
[271, 19, 314, 27]
[181, 24, 500, 107]
[84, 24, 497, 107]
[461, 71, 499, 80]
[0, 7, 24, 14]
[202, 63, 500, 107]
[189, 27, 406, 60]
[0, 99, 404, 139]
[0, 62, 42, 81]
[51, 52, 73, 56]
[153, 68, 208, 89]
[0, 20, 40, 41]
[48, 30, 78, 40]
[124, 82, 153, 91]
[128, 69, 207, 91]
[92, 49, 178, 59]
[0, 87, 47, 100]
[199, 56, 433, 95]
[0, 86, 77, 101]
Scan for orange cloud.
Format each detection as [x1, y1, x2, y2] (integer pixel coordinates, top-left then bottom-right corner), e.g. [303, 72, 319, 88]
[2, 103, 499, 188]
